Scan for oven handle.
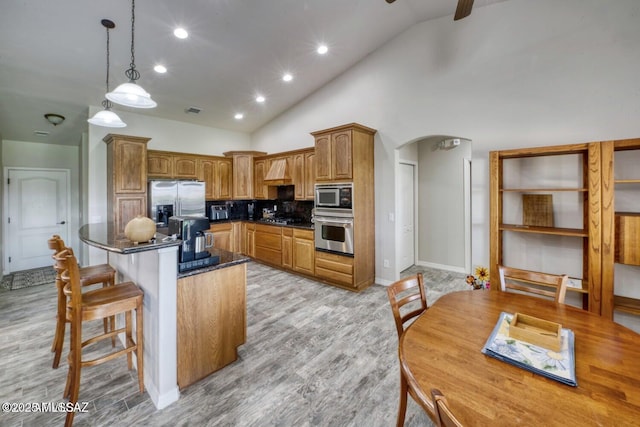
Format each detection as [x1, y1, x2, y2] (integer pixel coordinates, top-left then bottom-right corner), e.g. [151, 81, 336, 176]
[315, 217, 353, 226]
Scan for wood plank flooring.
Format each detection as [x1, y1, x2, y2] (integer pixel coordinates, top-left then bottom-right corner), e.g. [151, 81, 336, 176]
[0, 262, 467, 426]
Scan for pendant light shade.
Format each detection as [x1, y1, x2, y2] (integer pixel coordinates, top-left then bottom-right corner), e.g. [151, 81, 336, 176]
[88, 106, 127, 128]
[88, 19, 127, 128]
[106, 81, 157, 108]
[106, 0, 156, 109]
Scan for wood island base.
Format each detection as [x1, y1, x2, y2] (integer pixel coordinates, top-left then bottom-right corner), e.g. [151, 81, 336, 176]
[177, 263, 247, 389]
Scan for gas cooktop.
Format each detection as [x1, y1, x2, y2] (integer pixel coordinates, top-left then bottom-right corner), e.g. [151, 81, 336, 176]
[258, 217, 302, 226]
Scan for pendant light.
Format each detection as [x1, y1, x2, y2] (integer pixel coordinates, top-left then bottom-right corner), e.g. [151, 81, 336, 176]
[88, 19, 127, 128]
[106, 0, 157, 108]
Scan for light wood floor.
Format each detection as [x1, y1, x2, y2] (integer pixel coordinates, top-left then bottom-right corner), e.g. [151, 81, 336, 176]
[0, 262, 465, 426]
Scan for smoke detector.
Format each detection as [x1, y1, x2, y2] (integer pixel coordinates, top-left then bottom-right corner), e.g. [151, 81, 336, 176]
[438, 138, 461, 150]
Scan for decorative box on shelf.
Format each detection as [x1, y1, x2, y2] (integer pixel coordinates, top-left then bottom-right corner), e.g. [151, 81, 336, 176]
[508, 313, 562, 352]
[615, 212, 640, 266]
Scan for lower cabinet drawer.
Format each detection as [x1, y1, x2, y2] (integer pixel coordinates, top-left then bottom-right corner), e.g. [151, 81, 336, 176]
[315, 266, 353, 286]
[315, 251, 353, 286]
[255, 246, 282, 266]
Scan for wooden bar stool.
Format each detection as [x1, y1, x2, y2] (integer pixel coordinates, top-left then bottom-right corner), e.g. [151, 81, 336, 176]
[48, 235, 117, 369]
[55, 249, 144, 427]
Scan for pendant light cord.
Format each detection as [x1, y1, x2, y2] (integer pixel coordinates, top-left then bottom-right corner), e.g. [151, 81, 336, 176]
[125, 0, 141, 82]
[102, 20, 114, 110]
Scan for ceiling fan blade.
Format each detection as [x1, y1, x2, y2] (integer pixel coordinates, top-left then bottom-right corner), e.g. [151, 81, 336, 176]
[454, 0, 474, 20]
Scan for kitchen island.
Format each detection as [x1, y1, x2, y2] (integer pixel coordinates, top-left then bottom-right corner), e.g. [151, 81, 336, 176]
[79, 223, 250, 409]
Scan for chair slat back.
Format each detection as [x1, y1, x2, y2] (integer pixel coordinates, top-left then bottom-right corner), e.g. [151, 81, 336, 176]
[386, 273, 428, 338]
[498, 265, 568, 304]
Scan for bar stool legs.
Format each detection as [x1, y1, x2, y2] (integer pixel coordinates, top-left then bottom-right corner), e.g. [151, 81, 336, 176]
[54, 250, 144, 426]
[48, 235, 117, 369]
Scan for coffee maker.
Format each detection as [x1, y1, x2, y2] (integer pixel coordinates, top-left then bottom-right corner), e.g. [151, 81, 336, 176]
[168, 216, 218, 272]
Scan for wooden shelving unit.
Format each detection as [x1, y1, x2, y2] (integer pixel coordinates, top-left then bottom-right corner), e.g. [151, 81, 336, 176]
[601, 138, 640, 319]
[490, 143, 602, 314]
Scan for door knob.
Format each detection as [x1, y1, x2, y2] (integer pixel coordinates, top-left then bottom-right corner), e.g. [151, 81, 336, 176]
[57, 221, 66, 225]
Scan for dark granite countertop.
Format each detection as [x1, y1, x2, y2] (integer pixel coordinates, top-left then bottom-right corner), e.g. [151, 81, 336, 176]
[177, 248, 250, 279]
[209, 219, 314, 230]
[79, 223, 182, 254]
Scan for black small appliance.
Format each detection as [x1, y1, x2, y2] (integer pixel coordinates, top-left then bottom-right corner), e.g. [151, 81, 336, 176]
[168, 216, 218, 272]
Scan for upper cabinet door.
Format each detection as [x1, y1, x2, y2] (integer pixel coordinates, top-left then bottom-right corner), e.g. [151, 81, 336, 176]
[315, 134, 332, 181]
[332, 130, 352, 180]
[148, 152, 173, 177]
[293, 153, 305, 200]
[174, 156, 198, 179]
[198, 158, 216, 199]
[304, 151, 315, 200]
[218, 159, 232, 200]
[114, 139, 147, 193]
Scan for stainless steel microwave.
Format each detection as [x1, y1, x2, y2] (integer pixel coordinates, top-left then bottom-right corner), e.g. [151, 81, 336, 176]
[315, 183, 353, 208]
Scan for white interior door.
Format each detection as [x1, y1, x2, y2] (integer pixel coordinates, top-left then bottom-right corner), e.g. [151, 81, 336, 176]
[398, 163, 416, 272]
[5, 168, 70, 273]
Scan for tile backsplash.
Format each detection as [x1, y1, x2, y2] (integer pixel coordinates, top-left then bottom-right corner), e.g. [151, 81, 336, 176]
[206, 199, 313, 221]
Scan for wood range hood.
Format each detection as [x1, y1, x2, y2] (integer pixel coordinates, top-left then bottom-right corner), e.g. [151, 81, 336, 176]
[263, 158, 292, 185]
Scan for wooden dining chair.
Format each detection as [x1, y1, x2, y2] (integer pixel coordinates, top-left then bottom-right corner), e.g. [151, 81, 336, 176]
[386, 273, 434, 426]
[498, 265, 569, 304]
[386, 273, 428, 339]
[48, 235, 117, 369]
[431, 389, 464, 427]
[55, 249, 144, 427]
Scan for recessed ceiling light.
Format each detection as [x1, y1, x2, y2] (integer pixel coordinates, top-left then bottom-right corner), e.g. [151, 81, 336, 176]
[174, 28, 188, 39]
[317, 44, 328, 55]
[256, 95, 265, 103]
[282, 73, 293, 82]
[234, 113, 244, 120]
[154, 64, 167, 74]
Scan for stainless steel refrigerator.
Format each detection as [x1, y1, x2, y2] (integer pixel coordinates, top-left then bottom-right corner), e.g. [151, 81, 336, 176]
[148, 180, 206, 226]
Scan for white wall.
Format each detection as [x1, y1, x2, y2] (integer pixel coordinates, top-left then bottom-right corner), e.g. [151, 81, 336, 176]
[2, 140, 81, 253]
[417, 139, 470, 270]
[250, 0, 640, 282]
[86, 108, 251, 264]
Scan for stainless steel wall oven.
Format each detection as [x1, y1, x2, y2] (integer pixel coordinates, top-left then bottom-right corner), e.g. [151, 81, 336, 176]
[314, 207, 354, 256]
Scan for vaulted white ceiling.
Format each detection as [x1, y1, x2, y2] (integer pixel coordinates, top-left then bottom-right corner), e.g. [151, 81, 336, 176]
[0, 0, 506, 146]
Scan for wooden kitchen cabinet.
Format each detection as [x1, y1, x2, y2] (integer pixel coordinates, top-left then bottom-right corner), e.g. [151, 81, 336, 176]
[312, 124, 374, 182]
[292, 149, 315, 200]
[209, 222, 233, 252]
[253, 158, 276, 200]
[242, 222, 255, 257]
[293, 229, 314, 275]
[173, 155, 198, 179]
[232, 221, 242, 253]
[225, 151, 266, 200]
[282, 228, 293, 269]
[304, 151, 315, 200]
[147, 151, 173, 177]
[311, 123, 376, 291]
[104, 134, 150, 236]
[315, 250, 354, 289]
[148, 151, 198, 179]
[199, 157, 232, 200]
[254, 223, 282, 266]
[177, 263, 246, 389]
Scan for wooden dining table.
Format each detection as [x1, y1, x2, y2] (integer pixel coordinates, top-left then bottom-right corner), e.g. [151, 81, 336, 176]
[399, 290, 640, 426]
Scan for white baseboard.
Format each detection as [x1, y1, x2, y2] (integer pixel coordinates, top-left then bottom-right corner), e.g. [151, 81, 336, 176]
[415, 260, 467, 274]
[375, 276, 394, 287]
